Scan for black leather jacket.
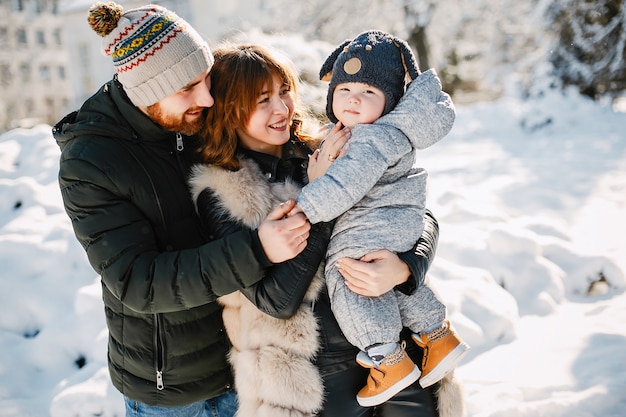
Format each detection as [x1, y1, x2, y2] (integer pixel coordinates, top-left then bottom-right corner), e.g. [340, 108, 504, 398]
[195, 139, 440, 417]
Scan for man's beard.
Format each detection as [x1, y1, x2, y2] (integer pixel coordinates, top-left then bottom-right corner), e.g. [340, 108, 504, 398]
[144, 103, 206, 136]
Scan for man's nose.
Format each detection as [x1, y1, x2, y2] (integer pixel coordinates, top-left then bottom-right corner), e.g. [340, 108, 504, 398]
[195, 86, 214, 108]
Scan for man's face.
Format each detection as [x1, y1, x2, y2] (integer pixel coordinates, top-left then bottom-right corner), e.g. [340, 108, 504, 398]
[143, 70, 214, 136]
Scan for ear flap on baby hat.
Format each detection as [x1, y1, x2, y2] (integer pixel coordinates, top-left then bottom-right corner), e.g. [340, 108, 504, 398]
[393, 37, 421, 82]
[319, 39, 352, 81]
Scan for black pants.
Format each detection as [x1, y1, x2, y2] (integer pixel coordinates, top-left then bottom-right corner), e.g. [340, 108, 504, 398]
[318, 331, 439, 417]
[318, 365, 439, 417]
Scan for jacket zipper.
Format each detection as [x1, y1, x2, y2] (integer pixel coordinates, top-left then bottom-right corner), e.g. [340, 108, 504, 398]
[176, 132, 184, 152]
[154, 135, 182, 390]
[154, 313, 165, 390]
[172, 132, 210, 242]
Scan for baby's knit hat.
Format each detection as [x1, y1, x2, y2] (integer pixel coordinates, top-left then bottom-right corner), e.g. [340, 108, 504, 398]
[87, 2, 213, 107]
[320, 30, 421, 123]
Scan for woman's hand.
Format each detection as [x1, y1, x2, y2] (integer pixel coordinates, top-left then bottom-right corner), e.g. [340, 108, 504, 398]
[337, 250, 410, 297]
[307, 122, 350, 181]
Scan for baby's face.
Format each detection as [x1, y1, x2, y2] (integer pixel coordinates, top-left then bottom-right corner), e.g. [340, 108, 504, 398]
[332, 82, 386, 127]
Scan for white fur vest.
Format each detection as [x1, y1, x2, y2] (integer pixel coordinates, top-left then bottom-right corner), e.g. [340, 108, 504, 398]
[189, 159, 325, 417]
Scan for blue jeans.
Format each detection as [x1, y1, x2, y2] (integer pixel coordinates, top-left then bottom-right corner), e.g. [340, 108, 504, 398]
[124, 390, 238, 417]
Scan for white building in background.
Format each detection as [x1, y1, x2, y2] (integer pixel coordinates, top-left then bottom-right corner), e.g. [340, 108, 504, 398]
[0, 0, 253, 131]
[0, 0, 73, 131]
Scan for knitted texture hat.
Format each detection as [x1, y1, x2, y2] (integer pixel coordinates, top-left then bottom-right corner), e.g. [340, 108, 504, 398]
[319, 30, 421, 123]
[88, 2, 213, 107]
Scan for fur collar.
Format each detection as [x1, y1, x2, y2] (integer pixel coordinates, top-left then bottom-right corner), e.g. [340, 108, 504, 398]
[190, 158, 324, 416]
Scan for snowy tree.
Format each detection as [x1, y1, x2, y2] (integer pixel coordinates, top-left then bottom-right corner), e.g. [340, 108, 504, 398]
[231, 0, 551, 101]
[229, 0, 404, 45]
[399, 0, 437, 71]
[545, 0, 626, 99]
[424, 0, 544, 101]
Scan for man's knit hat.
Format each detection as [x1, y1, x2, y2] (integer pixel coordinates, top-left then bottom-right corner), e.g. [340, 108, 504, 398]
[319, 30, 420, 123]
[87, 2, 214, 107]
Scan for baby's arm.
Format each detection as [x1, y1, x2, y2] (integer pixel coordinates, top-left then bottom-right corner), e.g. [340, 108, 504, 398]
[296, 124, 401, 224]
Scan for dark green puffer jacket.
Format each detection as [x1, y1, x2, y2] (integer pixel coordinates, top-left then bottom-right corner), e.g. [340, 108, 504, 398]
[52, 77, 271, 406]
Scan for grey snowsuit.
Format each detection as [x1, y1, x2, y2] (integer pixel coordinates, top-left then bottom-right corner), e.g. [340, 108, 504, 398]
[296, 69, 455, 350]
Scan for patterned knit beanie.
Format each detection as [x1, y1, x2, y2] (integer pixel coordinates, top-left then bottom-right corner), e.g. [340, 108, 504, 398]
[319, 30, 421, 123]
[88, 2, 214, 107]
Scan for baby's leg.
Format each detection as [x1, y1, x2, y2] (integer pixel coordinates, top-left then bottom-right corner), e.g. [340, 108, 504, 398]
[397, 279, 470, 389]
[325, 264, 401, 350]
[397, 279, 446, 333]
[326, 264, 422, 407]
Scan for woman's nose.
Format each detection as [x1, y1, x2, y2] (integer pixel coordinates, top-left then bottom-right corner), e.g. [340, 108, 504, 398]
[273, 99, 288, 114]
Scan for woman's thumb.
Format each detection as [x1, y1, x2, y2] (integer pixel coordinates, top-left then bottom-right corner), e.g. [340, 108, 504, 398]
[269, 199, 296, 220]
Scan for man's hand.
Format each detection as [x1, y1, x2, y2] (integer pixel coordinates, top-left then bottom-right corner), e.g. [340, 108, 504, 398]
[337, 250, 410, 297]
[258, 199, 311, 263]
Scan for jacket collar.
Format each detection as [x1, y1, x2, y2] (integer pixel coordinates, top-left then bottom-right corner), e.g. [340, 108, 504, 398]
[109, 76, 176, 143]
[54, 76, 178, 147]
[238, 138, 311, 184]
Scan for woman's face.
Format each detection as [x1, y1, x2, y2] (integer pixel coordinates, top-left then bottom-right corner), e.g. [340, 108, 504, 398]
[236, 74, 295, 157]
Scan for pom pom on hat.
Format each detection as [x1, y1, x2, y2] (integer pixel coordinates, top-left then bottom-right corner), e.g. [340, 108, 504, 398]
[319, 30, 421, 123]
[87, 1, 214, 107]
[87, 2, 123, 36]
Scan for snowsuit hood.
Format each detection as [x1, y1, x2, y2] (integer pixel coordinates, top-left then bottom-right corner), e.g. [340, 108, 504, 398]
[377, 68, 455, 152]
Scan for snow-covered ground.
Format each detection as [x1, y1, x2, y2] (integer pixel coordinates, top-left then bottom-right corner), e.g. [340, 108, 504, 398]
[1, 77, 625, 416]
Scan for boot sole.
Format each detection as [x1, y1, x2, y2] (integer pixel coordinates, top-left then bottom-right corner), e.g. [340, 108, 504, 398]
[418, 342, 470, 388]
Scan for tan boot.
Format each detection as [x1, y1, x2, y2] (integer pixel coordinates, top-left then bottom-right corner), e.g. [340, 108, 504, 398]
[412, 320, 470, 388]
[356, 341, 421, 407]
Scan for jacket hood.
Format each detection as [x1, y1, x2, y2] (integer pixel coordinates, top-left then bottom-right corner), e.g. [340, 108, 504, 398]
[376, 68, 456, 151]
[52, 77, 173, 151]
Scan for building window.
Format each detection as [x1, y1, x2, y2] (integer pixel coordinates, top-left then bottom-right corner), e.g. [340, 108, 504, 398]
[53, 28, 62, 46]
[78, 43, 91, 70]
[0, 27, 7, 47]
[58, 65, 65, 80]
[39, 65, 50, 81]
[45, 97, 55, 120]
[36, 30, 45, 46]
[11, 0, 24, 12]
[20, 63, 31, 82]
[1, 64, 12, 86]
[16, 28, 27, 45]
[6, 101, 17, 122]
[24, 99, 34, 114]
